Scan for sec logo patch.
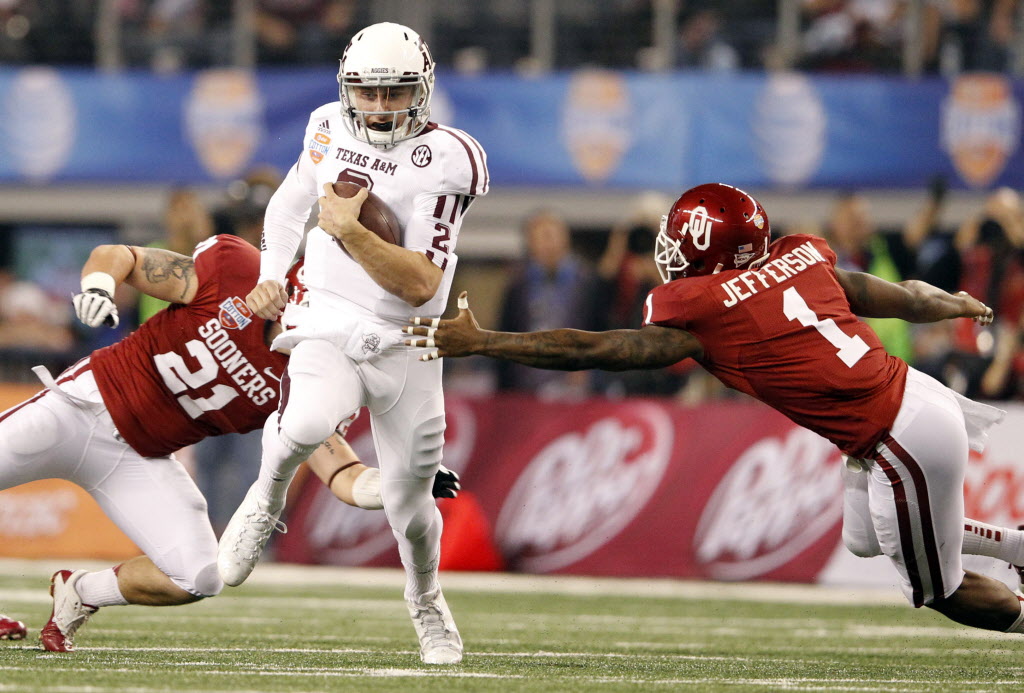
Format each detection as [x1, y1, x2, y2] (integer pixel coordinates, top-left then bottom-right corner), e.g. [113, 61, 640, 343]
[411, 144, 432, 167]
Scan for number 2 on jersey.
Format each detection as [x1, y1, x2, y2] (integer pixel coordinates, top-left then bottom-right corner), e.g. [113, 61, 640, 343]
[154, 341, 238, 418]
[782, 287, 868, 368]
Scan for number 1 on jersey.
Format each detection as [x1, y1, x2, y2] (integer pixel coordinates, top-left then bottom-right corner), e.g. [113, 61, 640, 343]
[782, 286, 868, 368]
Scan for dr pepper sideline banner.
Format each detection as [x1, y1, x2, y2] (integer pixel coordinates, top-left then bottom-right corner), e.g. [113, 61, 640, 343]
[3, 381, 1024, 583]
[277, 394, 1024, 586]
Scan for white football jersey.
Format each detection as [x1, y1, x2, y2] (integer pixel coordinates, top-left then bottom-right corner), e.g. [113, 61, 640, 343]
[261, 102, 489, 327]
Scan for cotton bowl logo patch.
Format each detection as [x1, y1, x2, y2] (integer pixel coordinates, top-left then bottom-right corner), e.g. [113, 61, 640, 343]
[219, 296, 253, 330]
[941, 74, 1020, 188]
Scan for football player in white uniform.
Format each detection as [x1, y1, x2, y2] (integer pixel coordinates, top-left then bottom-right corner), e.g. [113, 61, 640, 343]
[218, 22, 488, 665]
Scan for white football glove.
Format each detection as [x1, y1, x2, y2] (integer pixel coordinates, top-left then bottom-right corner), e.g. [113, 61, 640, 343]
[73, 272, 119, 328]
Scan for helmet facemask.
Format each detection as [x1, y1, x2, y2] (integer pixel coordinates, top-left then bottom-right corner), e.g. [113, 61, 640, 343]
[337, 23, 435, 150]
[338, 75, 432, 149]
[655, 214, 689, 283]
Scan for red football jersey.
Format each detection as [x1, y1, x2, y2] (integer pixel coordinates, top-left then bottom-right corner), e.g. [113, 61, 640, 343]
[643, 234, 907, 457]
[91, 235, 287, 458]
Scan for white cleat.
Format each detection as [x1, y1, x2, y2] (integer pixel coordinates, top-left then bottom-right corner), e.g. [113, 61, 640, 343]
[408, 590, 462, 664]
[217, 487, 287, 587]
[39, 570, 97, 652]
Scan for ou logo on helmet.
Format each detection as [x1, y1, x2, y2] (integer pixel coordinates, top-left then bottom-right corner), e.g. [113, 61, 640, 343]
[682, 206, 713, 250]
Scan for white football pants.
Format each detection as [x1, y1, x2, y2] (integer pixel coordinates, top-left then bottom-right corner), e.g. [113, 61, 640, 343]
[0, 360, 221, 597]
[841, 367, 1000, 607]
[270, 339, 446, 599]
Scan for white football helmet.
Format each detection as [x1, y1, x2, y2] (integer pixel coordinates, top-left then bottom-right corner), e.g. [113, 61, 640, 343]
[337, 23, 435, 149]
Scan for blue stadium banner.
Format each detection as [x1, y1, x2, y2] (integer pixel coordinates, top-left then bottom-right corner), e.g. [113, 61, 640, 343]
[0, 66, 1020, 190]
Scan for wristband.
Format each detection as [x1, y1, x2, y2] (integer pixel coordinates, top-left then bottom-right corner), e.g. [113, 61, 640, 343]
[81, 272, 116, 296]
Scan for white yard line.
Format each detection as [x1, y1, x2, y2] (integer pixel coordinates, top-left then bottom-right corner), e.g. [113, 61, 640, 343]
[0, 666, 1017, 691]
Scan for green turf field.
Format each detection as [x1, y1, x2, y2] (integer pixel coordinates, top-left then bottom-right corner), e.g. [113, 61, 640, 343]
[0, 560, 1021, 692]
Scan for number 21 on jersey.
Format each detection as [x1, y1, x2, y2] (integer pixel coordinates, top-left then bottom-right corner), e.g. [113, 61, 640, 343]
[154, 341, 238, 418]
[782, 286, 868, 368]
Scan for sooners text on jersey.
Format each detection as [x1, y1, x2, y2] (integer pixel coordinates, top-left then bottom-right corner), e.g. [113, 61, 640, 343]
[90, 235, 288, 457]
[644, 234, 908, 458]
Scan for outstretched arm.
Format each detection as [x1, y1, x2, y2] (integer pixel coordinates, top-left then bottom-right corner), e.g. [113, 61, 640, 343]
[835, 268, 993, 324]
[81, 245, 198, 303]
[404, 292, 702, 371]
[74, 245, 198, 327]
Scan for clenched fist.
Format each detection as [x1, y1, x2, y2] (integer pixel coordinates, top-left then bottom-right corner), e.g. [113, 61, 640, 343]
[246, 280, 288, 320]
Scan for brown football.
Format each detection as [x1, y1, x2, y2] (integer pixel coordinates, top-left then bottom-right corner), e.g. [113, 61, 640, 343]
[330, 181, 402, 253]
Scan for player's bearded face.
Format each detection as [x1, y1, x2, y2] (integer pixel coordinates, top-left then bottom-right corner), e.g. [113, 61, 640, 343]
[353, 85, 415, 132]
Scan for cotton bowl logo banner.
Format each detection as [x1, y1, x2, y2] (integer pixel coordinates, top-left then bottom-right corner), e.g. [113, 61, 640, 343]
[496, 405, 672, 573]
[1, 67, 76, 181]
[184, 69, 265, 179]
[694, 426, 843, 580]
[753, 73, 826, 187]
[561, 70, 631, 183]
[941, 74, 1020, 188]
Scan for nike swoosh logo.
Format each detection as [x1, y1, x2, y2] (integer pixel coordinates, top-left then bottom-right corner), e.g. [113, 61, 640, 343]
[263, 367, 282, 383]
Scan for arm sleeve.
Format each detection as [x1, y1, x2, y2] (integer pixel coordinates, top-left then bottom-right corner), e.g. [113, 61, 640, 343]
[258, 125, 320, 285]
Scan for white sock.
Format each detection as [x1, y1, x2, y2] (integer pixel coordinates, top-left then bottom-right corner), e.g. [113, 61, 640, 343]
[1005, 597, 1024, 633]
[75, 567, 128, 608]
[963, 519, 1024, 564]
[405, 558, 440, 605]
[254, 468, 296, 514]
[253, 415, 315, 513]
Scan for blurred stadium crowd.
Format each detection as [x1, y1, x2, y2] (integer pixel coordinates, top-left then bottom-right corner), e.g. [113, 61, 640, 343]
[0, 1, 1022, 75]
[1, 0, 1024, 403]
[3, 171, 1024, 408]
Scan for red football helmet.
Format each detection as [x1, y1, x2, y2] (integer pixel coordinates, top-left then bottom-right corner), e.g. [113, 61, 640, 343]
[280, 258, 308, 330]
[655, 183, 770, 282]
[284, 258, 308, 308]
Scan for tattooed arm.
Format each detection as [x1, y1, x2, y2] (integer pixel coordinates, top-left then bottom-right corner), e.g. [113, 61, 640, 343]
[80, 245, 198, 305]
[405, 292, 702, 370]
[835, 268, 992, 324]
